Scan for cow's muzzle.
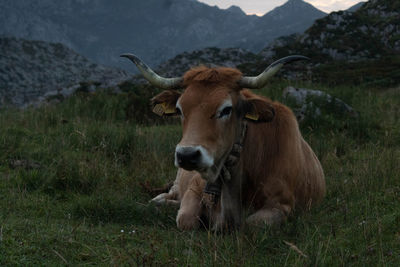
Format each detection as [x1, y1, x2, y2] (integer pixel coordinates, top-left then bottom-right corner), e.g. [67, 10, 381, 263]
[175, 145, 214, 171]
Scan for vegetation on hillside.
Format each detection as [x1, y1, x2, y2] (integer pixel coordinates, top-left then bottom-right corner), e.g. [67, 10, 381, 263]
[311, 56, 400, 88]
[264, 0, 400, 62]
[1, 80, 399, 265]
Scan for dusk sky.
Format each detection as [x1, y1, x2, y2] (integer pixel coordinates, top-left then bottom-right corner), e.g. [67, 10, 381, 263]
[198, 0, 364, 15]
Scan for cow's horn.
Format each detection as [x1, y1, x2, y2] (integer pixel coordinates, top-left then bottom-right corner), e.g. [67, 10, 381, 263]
[238, 55, 309, 89]
[121, 53, 183, 89]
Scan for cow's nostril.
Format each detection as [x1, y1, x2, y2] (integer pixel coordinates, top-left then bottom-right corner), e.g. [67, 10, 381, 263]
[176, 148, 202, 170]
[187, 150, 201, 163]
[176, 152, 185, 164]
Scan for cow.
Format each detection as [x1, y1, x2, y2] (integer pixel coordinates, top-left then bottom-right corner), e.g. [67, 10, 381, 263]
[121, 53, 326, 231]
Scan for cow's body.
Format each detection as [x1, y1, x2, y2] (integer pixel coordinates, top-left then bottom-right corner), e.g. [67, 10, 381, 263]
[151, 68, 325, 230]
[121, 54, 325, 230]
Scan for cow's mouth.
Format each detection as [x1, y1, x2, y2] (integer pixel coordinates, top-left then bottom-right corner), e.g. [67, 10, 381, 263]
[197, 151, 231, 183]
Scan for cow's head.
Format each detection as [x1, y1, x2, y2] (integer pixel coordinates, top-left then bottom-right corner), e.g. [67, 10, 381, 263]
[121, 54, 307, 182]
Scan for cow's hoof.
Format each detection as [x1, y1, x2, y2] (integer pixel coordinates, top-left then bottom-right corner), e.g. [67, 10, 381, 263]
[150, 193, 168, 205]
[176, 211, 199, 231]
[246, 208, 285, 226]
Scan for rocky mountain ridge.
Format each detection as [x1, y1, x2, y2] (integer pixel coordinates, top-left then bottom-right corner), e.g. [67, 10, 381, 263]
[0, 0, 326, 70]
[260, 0, 400, 62]
[156, 0, 399, 88]
[244, 0, 327, 51]
[3, 1, 396, 108]
[0, 37, 128, 107]
[348, 1, 367, 12]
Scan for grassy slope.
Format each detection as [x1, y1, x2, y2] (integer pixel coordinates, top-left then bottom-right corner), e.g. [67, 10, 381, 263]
[0, 83, 399, 266]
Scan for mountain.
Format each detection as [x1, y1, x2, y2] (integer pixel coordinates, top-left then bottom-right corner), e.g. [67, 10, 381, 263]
[347, 2, 367, 12]
[260, 0, 400, 62]
[0, 0, 326, 70]
[257, 0, 400, 87]
[244, 0, 327, 51]
[0, 37, 128, 107]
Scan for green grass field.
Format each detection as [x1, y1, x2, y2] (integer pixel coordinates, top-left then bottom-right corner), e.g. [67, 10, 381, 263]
[0, 82, 399, 266]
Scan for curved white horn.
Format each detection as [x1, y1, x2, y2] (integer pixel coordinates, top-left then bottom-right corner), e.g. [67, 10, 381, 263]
[121, 53, 182, 89]
[239, 55, 309, 89]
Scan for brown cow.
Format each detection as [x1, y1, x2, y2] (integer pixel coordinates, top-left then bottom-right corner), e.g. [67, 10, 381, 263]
[122, 54, 325, 230]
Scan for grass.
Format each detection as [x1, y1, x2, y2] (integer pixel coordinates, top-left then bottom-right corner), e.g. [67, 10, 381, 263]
[312, 56, 400, 88]
[0, 82, 399, 266]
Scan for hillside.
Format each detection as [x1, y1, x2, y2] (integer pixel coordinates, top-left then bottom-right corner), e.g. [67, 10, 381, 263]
[261, 0, 400, 62]
[245, 0, 326, 51]
[348, 1, 367, 12]
[256, 0, 400, 87]
[0, 0, 326, 69]
[156, 47, 260, 77]
[153, 0, 400, 86]
[0, 37, 128, 107]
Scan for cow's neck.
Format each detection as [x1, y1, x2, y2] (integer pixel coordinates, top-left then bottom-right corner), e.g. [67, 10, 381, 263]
[203, 120, 247, 208]
[203, 121, 247, 230]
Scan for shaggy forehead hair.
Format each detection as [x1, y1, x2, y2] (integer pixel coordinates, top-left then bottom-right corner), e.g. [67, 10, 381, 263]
[183, 66, 243, 90]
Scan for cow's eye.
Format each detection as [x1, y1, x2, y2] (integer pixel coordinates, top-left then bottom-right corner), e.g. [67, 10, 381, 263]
[219, 106, 232, 118]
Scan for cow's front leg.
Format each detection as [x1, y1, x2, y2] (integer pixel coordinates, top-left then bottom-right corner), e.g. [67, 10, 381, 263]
[176, 175, 205, 230]
[150, 168, 189, 207]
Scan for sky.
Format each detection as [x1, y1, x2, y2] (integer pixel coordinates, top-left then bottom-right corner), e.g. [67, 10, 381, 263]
[197, 0, 364, 15]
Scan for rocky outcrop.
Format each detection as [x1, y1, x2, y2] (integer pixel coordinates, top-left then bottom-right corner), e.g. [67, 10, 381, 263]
[283, 86, 358, 122]
[0, 37, 128, 107]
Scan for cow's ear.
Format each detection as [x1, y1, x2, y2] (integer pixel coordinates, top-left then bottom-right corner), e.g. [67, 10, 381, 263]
[243, 98, 275, 122]
[151, 90, 181, 116]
